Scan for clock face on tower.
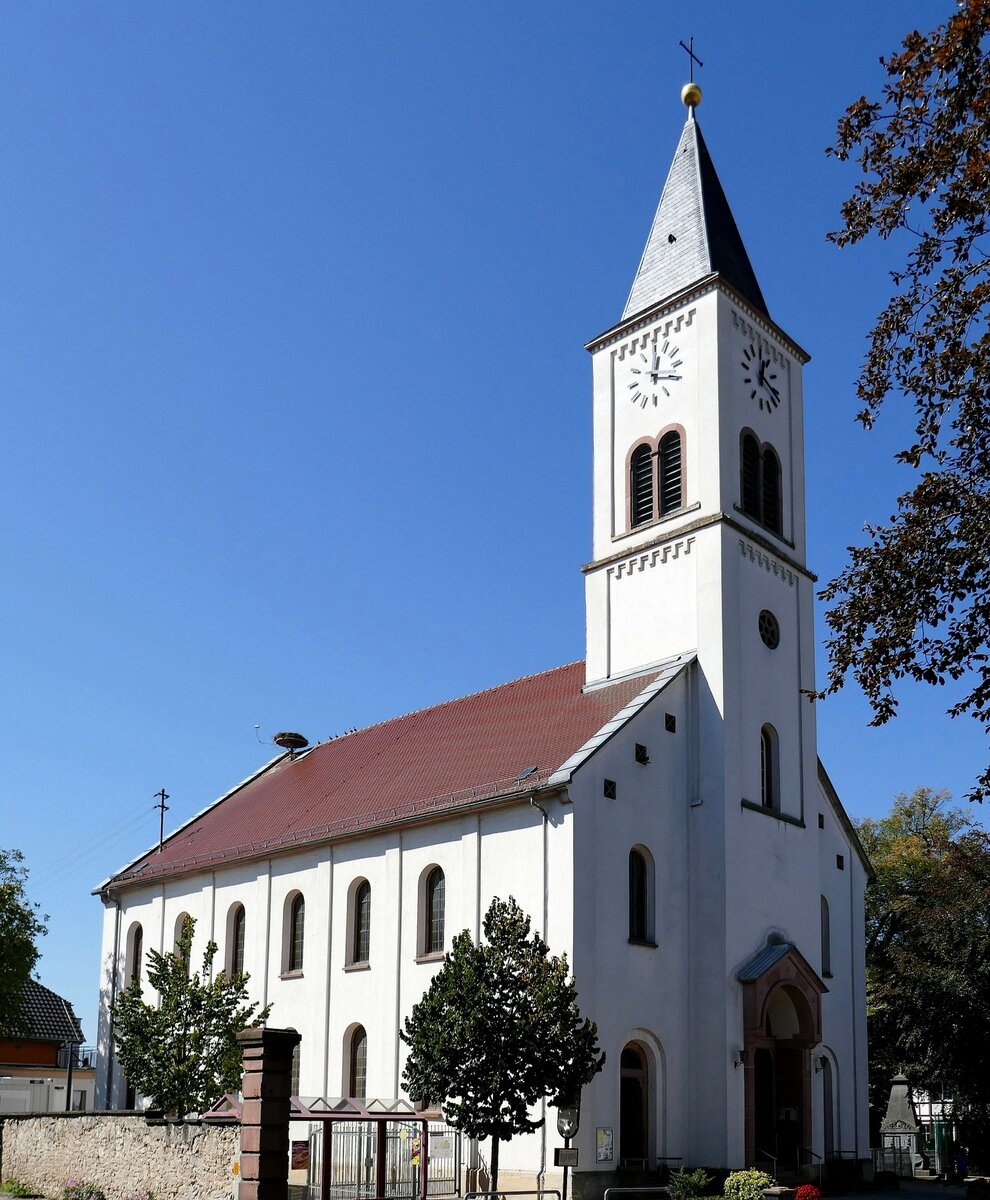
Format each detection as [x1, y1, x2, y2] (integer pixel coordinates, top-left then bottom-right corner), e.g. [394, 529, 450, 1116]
[741, 342, 782, 412]
[623, 338, 683, 407]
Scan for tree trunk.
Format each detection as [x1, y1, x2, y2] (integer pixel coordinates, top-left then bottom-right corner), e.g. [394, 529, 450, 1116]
[490, 1134, 500, 1196]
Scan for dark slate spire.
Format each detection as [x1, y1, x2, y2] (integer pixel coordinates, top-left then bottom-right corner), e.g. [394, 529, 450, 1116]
[623, 110, 769, 321]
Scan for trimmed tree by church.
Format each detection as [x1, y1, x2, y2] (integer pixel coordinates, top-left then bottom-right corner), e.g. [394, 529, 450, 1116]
[112, 915, 271, 1115]
[401, 897, 605, 1191]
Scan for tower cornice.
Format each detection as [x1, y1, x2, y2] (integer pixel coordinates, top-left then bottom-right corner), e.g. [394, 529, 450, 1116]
[581, 508, 817, 584]
[585, 274, 810, 365]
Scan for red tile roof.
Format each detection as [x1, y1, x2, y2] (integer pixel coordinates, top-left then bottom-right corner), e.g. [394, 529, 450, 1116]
[106, 661, 651, 889]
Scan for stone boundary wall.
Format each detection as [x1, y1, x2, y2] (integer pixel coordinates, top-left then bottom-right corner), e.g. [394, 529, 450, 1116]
[0, 1112, 239, 1200]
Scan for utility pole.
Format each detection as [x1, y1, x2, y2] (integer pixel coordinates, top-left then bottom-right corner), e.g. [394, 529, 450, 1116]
[155, 788, 169, 852]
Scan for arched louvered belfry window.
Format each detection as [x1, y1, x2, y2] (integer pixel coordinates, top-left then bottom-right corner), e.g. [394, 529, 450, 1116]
[630, 444, 654, 527]
[741, 433, 762, 520]
[740, 432, 783, 536]
[658, 430, 682, 515]
[762, 446, 782, 534]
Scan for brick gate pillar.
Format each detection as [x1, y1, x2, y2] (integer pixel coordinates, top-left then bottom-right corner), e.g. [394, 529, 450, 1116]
[237, 1026, 302, 1200]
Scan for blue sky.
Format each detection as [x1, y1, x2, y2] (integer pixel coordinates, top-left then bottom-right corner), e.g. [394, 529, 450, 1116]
[2, 2, 983, 1045]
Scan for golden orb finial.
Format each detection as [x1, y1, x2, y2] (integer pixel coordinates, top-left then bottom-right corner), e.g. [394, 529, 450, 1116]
[681, 81, 702, 109]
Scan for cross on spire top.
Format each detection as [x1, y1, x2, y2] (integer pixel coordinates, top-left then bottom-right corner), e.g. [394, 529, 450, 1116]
[679, 37, 703, 83]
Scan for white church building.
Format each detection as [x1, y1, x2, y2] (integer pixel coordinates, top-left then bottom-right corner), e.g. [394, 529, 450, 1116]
[95, 85, 872, 1190]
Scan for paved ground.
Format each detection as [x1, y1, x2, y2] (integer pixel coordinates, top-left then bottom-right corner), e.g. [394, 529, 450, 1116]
[867, 1180, 970, 1200]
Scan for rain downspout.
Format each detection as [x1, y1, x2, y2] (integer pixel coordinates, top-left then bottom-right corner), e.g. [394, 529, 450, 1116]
[530, 795, 550, 1194]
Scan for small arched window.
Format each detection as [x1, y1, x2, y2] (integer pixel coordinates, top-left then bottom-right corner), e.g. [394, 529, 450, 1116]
[760, 724, 779, 811]
[228, 904, 246, 977]
[658, 430, 683, 515]
[352, 880, 371, 965]
[821, 895, 832, 977]
[630, 444, 654, 527]
[425, 867, 445, 956]
[287, 893, 305, 972]
[740, 432, 783, 535]
[290, 1044, 301, 1099]
[128, 924, 143, 985]
[174, 913, 192, 974]
[349, 1025, 368, 1098]
[628, 847, 655, 944]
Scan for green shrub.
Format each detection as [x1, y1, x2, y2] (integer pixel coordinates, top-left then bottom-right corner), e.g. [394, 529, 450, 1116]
[59, 1182, 107, 1200]
[669, 1168, 716, 1200]
[1, 1181, 40, 1198]
[723, 1169, 776, 1200]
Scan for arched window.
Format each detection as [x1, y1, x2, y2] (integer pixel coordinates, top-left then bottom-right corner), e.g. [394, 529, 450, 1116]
[741, 433, 761, 518]
[228, 904, 246, 976]
[286, 893, 305, 973]
[127, 924, 143, 985]
[290, 1043, 301, 1099]
[762, 447, 782, 534]
[630, 444, 654, 527]
[424, 867, 445, 956]
[174, 912, 192, 974]
[628, 847, 655, 944]
[351, 880, 371, 965]
[821, 895, 832, 977]
[658, 430, 683, 515]
[740, 432, 783, 535]
[629, 429, 685, 529]
[349, 1025, 368, 1098]
[760, 724, 779, 811]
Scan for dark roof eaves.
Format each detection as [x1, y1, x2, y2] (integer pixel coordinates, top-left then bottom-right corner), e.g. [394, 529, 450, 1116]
[101, 779, 569, 894]
[93, 751, 292, 896]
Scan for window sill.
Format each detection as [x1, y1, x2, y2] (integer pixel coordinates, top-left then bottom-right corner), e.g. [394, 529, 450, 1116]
[731, 505, 794, 549]
[344, 961, 370, 972]
[628, 938, 658, 949]
[280, 969, 304, 981]
[822, 972, 833, 980]
[740, 798, 805, 828]
[615, 501, 701, 542]
[415, 952, 445, 964]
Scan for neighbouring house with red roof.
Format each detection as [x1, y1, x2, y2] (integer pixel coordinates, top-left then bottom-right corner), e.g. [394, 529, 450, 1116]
[0, 979, 95, 1113]
[94, 85, 871, 1194]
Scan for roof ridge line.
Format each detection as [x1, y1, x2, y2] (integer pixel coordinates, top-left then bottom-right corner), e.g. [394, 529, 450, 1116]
[315, 659, 587, 743]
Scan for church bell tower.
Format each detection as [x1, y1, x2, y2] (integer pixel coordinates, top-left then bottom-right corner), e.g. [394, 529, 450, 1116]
[584, 83, 818, 828]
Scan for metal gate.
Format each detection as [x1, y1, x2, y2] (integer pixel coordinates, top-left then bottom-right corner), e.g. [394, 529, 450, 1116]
[305, 1117, 461, 1200]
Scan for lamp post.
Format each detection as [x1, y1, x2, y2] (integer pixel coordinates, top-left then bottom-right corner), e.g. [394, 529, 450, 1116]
[556, 1092, 582, 1200]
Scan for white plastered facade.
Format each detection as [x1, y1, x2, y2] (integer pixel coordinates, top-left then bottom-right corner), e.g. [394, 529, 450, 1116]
[95, 112, 870, 1195]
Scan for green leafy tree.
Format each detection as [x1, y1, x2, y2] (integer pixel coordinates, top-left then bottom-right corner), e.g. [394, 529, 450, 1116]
[856, 789, 990, 1158]
[0, 848, 47, 1036]
[822, 2, 990, 802]
[401, 896, 605, 1192]
[112, 915, 270, 1115]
